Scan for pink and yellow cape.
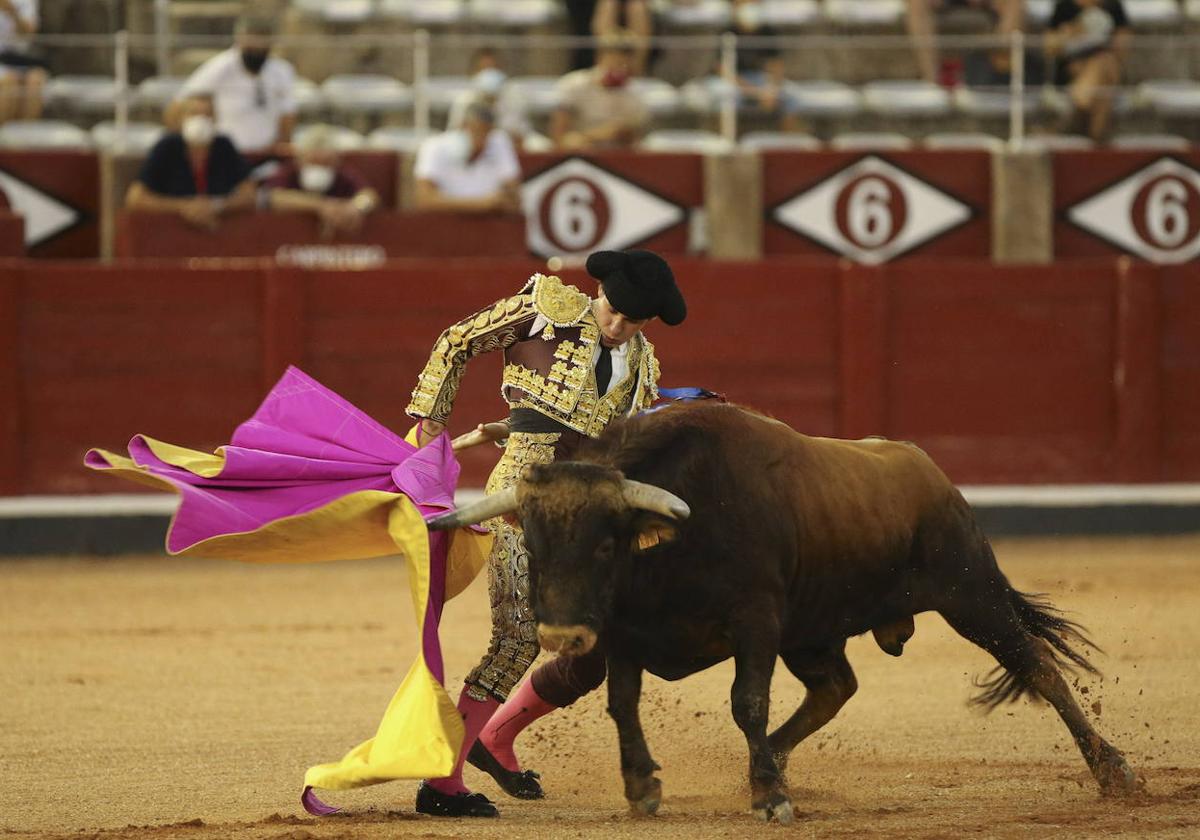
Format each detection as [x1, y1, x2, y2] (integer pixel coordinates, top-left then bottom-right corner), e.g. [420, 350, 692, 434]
[84, 366, 491, 812]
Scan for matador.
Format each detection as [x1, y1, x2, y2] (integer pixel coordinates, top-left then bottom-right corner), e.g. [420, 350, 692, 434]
[406, 249, 687, 817]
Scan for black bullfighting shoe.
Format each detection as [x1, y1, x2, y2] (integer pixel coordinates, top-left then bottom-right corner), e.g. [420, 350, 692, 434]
[415, 782, 499, 817]
[467, 740, 545, 799]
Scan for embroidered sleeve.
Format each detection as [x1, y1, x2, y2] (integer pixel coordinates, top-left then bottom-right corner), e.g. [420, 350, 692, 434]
[632, 336, 661, 414]
[406, 283, 538, 422]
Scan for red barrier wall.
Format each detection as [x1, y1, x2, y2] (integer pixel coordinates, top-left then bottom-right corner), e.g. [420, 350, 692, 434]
[1, 256, 1195, 495]
[0, 212, 22, 256]
[0, 151, 100, 258]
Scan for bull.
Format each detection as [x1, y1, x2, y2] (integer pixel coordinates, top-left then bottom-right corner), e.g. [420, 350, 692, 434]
[430, 402, 1139, 822]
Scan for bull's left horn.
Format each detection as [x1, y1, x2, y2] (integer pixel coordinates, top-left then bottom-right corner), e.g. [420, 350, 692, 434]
[621, 480, 690, 520]
[426, 486, 518, 530]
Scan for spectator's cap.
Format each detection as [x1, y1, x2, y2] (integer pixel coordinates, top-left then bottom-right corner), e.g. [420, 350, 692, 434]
[587, 250, 686, 325]
[596, 30, 640, 54]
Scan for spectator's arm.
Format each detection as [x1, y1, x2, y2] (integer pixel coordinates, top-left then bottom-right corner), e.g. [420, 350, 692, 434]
[222, 179, 257, 213]
[1111, 27, 1132, 63]
[277, 112, 296, 146]
[352, 187, 379, 213]
[415, 179, 504, 213]
[125, 181, 194, 213]
[0, 0, 37, 35]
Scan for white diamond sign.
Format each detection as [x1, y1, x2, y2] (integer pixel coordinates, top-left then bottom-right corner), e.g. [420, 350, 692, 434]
[522, 157, 685, 258]
[0, 168, 80, 248]
[1067, 157, 1200, 264]
[772, 156, 972, 264]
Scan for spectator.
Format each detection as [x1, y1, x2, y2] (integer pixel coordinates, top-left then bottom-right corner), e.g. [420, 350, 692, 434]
[905, 0, 1025, 86]
[0, 0, 45, 124]
[263, 124, 379, 236]
[173, 14, 297, 154]
[446, 47, 534, 146]
[716, 1, 802, 131]
[551, 34, 647, 150]
[414, 102, 522, 215]
[1046, 0, 1130, 141]
[564, 1, 653, 73]
[125, 95, 255, 230]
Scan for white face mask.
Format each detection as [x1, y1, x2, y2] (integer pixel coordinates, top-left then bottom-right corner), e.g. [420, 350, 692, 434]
[473, 67, 507, 95]
[181, 114, 214, 146]
[299, 164, 336, 194]
[736, 2, 764, 29]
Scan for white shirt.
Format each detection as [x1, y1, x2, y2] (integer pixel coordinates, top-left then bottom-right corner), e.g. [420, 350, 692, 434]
[529, 312, 632, 402]
[413, 129, 520, 200]
[0, 0, 37, 52]
[446, 90, 532, 139]
[178, 47, 297, 152]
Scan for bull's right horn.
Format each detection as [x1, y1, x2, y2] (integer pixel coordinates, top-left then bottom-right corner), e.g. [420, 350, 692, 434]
[426, 486, 518, 530]
[622, 480, 691, 520]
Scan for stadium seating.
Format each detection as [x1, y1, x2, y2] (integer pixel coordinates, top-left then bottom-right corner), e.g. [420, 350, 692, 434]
[90, 121, 166, 153]
[501, 77, 562, 116]
[45, 75, 119, 115]
[660, 0, 733, 29]
[0, 120, 93, 149]
[761, 0, 822, 28]
[378, 0, 468, 26]
[321, 75, 413, 116]
[1138, 80, 1200, 117]
[861, 80, 952, 118]
[1109, 132, 1192, 150]
[923, 131, 1005, 151]
[785, 80, 863, 118]
[641, 129, 735, 153]
[829, 131, 914, 150]
[824, 0, 907, 27]
[292, 123, 366, 150]
[134, 76, 186, 111]
[469, 0, 562, 27]
[739, 131, 823, 150]
[367, 126, 430, 153]
[1022, 134, 1096, 151]
[628, 77, 684, 116]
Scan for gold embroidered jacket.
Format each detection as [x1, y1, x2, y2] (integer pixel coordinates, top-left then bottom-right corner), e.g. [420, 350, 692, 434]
[406, 274, 660, 437]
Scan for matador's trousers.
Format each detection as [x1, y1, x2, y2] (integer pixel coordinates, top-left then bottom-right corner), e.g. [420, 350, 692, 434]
[464, 431, 561, 702]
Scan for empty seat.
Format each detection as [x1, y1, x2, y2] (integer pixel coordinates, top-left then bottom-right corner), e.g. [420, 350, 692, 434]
[421, 76, 475, 112]
[292, 124, 365, 151]
[740, 131, 822, 151]
[470, 0, 561, 26]
[629, 77, 682, 116]
[502, 77, 563, 115]
[90, 121, 165, 152]
[45, 75, 118, 114]
[301, 0, 375, 23]
[0, 120, 93, 149]
[378, 0, 467, 25]
[135, 76, 186, 109]
[923, 132, 1005, 151]
[830, 132, 914, 150]
[679, 78, 729, 114]
[641, 130, 734, 153]
[824, 0, 906, 26]
[1122, 0, 1182, 26]
[1021, 134, 1095, 151]
[1138, 80, 1200, 117]
[954, 86, 1042, 118]
[321, 75, 413, 114]
[661, 0, 731, 27]
[761, 0, 822, 27]
[1110, 133, 1191, 151]
[1188, 0, 1200, 20]
[1024, 0, 1054, 26]
[862, 81, 951, 117]
[293, 78, 326, 114]
[784, 80, 862, 117]
[367, 126, 430, 153]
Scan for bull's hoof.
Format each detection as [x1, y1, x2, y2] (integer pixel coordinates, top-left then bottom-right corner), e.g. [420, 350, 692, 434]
[626, 777, 662, 817]
[1097, 758, 1143, 797]
[751, 791, 794, 824]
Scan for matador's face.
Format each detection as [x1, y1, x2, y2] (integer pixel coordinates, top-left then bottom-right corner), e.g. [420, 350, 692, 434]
[593, 293, 649, 349]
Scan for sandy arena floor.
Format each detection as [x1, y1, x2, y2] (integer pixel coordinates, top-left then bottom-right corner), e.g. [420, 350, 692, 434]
[3, 536, 1199, 840]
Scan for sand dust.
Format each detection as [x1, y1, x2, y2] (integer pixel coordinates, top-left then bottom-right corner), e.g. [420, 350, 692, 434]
[3, 536, 1199, 839]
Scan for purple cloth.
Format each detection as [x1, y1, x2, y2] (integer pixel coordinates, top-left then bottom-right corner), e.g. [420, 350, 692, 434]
[85, 366, 461, 553]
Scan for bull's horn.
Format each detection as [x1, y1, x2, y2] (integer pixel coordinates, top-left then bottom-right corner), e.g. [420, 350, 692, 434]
[426, 486, 518, 530]
[622, 480, 690, 520]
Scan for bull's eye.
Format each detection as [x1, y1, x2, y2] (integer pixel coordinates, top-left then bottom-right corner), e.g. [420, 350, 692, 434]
[595, 536, 615, 562]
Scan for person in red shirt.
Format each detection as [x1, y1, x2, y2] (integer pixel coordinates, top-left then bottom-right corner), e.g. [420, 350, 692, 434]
[262, 124, 379, 237]
[125, 95, 255, 229]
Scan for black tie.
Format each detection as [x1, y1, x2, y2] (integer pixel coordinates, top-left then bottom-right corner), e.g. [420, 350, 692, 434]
[596, 345, 613, 397]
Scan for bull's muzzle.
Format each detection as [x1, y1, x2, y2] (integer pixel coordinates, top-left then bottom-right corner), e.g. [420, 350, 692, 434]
[537, 623, 598, 656]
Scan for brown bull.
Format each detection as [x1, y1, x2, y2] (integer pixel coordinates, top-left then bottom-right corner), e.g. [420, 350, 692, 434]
[430, 402, 1139, 822]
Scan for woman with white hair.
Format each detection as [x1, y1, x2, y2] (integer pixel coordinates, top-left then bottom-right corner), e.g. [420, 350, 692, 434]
[262, 124, 380, 235]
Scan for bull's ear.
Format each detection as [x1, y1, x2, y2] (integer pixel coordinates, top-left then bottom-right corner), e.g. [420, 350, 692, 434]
[631, 513, 679, 555]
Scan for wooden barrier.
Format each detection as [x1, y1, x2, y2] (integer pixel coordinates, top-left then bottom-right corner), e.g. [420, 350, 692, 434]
[2, 255, 1197, 495]
[0, 212, 23, 256]
[114, 210, 527, 259]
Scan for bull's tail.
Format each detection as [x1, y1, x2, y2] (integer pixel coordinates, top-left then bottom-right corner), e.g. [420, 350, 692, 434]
[969, 589, 1101, 711]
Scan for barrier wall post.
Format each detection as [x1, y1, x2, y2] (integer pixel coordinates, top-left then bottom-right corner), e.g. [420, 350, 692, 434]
[838, 262, 890, 439]
[260, 267, 306, 393]
[0, 267, 23, 493]
[1113, 257, 1163, 481]
[704, 152, 762, 259]
[992, 149, 1053, 263]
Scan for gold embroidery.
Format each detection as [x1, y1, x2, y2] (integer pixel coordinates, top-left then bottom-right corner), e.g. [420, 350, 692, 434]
[532, 273, 590, 327]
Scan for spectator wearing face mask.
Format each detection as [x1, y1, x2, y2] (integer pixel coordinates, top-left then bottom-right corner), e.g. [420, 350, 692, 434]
[414, 102, 522, 215]
[125, 95, 256, 230]
[446, 47, 534, 146]
[551, 34, 647, 151]
[173, 14, 297, 154]
[262, 124, 379, 236]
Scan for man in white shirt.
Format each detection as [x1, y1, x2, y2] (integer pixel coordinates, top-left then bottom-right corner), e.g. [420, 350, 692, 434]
[0, 0, 45, 124]
[175, 14, 296, 154]
[414, 103, 522, 215]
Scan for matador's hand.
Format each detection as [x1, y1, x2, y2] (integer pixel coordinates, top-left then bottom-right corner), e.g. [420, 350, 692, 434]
[451, 421, 509, 452]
